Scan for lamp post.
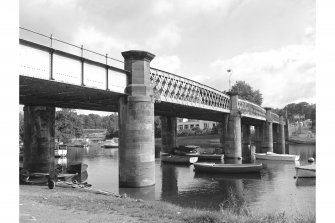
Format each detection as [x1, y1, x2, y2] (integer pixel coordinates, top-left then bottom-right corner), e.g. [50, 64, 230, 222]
[227, 69, 232, 91]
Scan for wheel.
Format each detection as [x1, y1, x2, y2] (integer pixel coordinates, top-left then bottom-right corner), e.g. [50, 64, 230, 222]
[48, 180, 55, 189]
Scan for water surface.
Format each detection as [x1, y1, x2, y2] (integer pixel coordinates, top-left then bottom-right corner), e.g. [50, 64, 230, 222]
[64, 142, 315, 216]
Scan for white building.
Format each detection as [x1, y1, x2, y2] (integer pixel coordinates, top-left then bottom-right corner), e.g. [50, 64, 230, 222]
[177, 118, 217, 130]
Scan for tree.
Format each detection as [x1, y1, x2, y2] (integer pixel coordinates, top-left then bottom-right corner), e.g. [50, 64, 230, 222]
[55, 109, 83, 143]
[231, 81, 263, 105]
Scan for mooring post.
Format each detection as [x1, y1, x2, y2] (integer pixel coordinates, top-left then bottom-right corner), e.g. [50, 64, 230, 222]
[261, 107, 273, 153]
[222, 93, 242, 159]
[119, 50, 156, 188]
[23, 105, 55, 173]
[160, 116, 177, 154]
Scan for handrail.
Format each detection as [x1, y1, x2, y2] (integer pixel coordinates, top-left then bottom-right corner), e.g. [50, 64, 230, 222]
[19, 27, 124, 64]
[238, 99, 266, 113]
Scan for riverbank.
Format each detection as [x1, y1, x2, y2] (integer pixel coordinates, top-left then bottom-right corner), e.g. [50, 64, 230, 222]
[20, 184, 315, 223]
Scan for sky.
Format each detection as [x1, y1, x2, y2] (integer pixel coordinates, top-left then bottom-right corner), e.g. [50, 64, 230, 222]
[19, 0, 315, 112]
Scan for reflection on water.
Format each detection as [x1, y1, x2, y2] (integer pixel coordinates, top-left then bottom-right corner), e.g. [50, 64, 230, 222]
[65, 143, 315, 216]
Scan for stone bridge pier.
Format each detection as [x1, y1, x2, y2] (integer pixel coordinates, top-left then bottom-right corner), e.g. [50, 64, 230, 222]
[261, 108, 273, 153]
[23, 105, 55, 173]
[118, 50, 156, 188]
[160, 116, 177, 154]
[277, 115, 286, 154]
[221, 93, 242, 159]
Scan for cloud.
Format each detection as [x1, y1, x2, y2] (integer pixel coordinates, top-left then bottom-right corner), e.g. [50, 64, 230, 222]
[152, 0, 174, 15]
[151, 55, 181, 74]
[209, 44, 315, 108]
[179, 0, 243, 15]
[145, 23, 181, 51]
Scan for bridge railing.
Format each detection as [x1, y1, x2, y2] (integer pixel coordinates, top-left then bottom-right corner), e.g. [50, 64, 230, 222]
[150, 68, 231, 112]
[19, 27, 128, 94]
[271, 112, 280, 123]
[237, 99, 266, 120]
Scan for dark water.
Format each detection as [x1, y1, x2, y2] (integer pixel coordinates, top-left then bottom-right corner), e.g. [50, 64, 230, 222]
[61, 142, 316, 216]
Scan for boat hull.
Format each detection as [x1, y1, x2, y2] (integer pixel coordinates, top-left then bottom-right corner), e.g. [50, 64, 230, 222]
[55, 150, 67, 157]
[161, 154, 198, 164]
[194, 162, 263, 173]
[186, 154, 224, 160]
[255, 153, 299, 161]
[102, 144, 118, 148]
[295, 165, 316, 178]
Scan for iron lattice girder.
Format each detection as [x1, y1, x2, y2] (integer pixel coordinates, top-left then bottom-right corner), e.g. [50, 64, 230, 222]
[150, 68, 279, 122]
[150, 68, 231, 113]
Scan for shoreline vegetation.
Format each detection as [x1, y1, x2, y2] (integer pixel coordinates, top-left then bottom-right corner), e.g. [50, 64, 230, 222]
[20, 184, 315, 223]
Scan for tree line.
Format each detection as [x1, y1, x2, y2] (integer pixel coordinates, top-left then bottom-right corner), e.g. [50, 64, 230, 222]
[19, 109, 118, 143]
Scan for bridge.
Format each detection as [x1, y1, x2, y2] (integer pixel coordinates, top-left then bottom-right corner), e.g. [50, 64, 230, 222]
[20, 28, 287, 188]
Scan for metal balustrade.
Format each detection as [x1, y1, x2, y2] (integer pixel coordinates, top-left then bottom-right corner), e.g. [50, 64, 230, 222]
[19, 39, 128, 94]
[150, 68, 231, 113]
[237, 99, 266, 120]
[271, 113, 280, 123]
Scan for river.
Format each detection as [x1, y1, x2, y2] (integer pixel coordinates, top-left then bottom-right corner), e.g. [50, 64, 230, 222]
[58, 142, 315, 216]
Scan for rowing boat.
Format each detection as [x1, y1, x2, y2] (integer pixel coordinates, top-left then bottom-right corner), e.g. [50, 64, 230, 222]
[193, 162, 263, 173]
[295, 164, 316, 178]
[255, 152, 299, 161]
[161, 153, 198, 164]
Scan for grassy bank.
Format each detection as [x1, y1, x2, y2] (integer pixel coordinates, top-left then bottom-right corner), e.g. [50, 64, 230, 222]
[20, 184, 315, 223]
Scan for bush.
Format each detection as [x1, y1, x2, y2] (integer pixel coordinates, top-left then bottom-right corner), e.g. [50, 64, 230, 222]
[177, 129, 195, 136]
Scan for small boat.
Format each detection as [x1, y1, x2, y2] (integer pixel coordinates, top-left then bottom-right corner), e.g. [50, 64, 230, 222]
[255, 152, 299, 161]
[295, 178, 316, 186]
[161, 153, 198, 164]
[295, 164, 316, 178]
[193, 162, 263, 173]
[186, 153, 224, 160]
[68, 162, 89, 183]
[55, 145, 68, 157]
[194, 172, 261, 180]
[101, 138, 119, 148]
[174, 145, 200, 156]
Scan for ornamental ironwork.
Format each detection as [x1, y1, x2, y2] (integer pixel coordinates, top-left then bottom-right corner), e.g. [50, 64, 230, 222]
[237, 99, 266, 120]
[271, 113, 280, 123]
[150, 68, 231, 112]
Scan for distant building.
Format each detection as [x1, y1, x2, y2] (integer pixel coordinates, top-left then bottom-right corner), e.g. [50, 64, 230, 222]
[177, 118, 217, 130]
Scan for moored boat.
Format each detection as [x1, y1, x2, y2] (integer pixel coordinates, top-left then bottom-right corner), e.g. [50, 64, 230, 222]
[101, 138, 119, 148]
[255, 152, 299, 161]
[295, 164, 316, 178]
[55, 145, 68, 157]
[193, 162, 263, 173]
[161, 153, 198, 164]
[174, 145, 200, 156]
[186, 153, 224, 160]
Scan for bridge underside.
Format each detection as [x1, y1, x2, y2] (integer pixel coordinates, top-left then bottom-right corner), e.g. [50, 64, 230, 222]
[154, 102, 228, 122]
[241, 117, 265, 126]
[20, 76, 121, 112]
[20, 76, 229, 120]
[20, 76, 269, 124]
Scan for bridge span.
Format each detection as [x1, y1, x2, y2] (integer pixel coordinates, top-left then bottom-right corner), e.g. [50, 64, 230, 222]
[20, 28, 287, 188]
